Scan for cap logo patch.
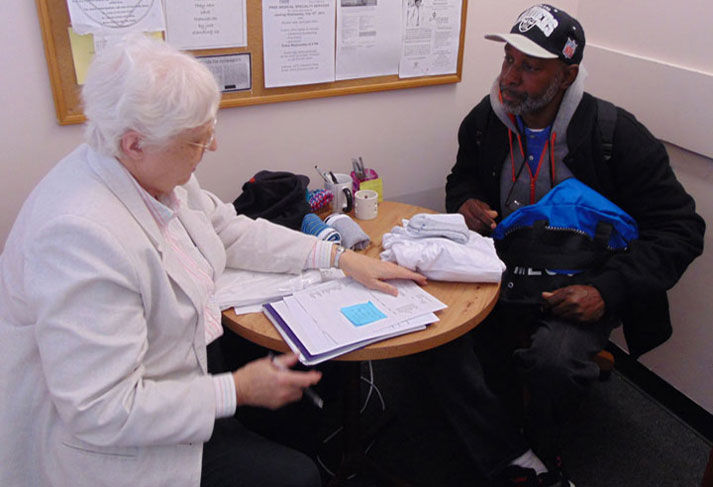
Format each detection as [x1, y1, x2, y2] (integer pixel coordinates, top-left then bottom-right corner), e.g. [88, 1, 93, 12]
[562, 37, 577, 59]
[516, 6, 558, 37]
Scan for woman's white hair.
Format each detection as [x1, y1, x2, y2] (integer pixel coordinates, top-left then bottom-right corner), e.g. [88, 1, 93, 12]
[81, 35, 221, 158]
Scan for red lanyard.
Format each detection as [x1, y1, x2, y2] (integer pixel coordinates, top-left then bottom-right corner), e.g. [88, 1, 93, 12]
[508, 129, 557, 204]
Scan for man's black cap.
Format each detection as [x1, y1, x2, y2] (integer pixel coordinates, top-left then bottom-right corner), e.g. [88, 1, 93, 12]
[485, 4, 585, 65]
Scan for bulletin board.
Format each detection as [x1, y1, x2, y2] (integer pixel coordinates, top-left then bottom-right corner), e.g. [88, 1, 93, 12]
[36, 0, 468, 126]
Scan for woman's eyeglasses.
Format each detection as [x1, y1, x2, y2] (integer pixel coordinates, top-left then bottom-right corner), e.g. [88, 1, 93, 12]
[184, 118, 217, 150]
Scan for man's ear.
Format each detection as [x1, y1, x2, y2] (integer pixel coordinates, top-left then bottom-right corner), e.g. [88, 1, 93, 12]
[561, 64, 579, 89]
[119, 130, 144, 161]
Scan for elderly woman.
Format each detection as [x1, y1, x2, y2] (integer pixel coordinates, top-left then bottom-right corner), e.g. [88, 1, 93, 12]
[0, 36, 424, 487]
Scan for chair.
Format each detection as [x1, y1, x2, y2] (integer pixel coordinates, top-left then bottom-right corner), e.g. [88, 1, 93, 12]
[593, 349, 615, 380]
[702, 447, 713, 487]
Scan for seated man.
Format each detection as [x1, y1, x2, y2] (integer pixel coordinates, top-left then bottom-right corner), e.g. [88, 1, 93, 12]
[441, 3, 704, 486]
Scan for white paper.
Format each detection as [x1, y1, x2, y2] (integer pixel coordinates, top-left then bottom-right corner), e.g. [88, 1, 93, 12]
[262, 0, 336, 88]
[198, 54, 252, 92]
[399, 0, 462, 78]
[66, 0, 166, 36]
[288, 277, 445, 354]
[214, 267, 344, 310]
[336, 0, 402, 80]
[165, 0, 247, 49]
[264, 300, 430, 365]
[286, 294, 436, 354]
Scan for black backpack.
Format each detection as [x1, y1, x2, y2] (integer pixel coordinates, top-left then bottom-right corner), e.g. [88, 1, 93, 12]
[233, 170, 311, 230]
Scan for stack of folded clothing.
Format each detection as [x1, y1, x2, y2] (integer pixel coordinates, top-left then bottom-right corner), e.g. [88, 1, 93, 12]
[301, 213, 341, 242]
[324, 213, 370, 250]
[380, 213, 505, 283]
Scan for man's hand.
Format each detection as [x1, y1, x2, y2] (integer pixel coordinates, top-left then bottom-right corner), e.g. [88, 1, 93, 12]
[458, 199, 498, 235]
[338, 249, 427, 296]
[541, 285, 606, 323]
[233, 353, 321, 410]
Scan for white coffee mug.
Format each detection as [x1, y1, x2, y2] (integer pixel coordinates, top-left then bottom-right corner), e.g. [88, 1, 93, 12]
[354, 189, 378, 220]
[324, 173, 353, 213]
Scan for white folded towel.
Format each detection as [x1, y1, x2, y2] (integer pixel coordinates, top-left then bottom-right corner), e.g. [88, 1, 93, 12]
[405, 213, 470, 244]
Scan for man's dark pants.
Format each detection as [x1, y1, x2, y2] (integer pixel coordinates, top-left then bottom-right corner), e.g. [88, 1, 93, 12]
[394, 303, 617, 479]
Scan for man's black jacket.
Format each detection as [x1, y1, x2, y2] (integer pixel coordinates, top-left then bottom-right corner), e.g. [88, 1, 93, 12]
[446, 93, 705, 357]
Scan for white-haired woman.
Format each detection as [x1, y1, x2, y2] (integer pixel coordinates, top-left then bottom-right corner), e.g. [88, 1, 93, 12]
[0, 36, 425, 487]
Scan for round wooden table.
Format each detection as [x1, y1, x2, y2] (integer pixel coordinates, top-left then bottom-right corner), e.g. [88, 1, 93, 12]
[222, 201, 500, 361]
[222, 201, 500, 486]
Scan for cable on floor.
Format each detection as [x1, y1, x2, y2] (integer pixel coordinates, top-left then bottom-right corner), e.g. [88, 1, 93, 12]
[317, 360, 386, 477]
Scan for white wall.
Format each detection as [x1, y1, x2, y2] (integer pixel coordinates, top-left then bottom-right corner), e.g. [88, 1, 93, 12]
[1, 0, 711, 413]
[575, 1, 713, 414]
[632, 144, 713, 408]
[580, 2, 713, 159]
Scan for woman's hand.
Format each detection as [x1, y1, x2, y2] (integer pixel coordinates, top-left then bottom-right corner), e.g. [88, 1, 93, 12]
[337, 248, 427, 296]
[232, 353, 321, 410]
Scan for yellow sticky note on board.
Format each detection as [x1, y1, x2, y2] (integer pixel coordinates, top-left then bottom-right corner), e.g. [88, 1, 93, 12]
[68, 28, 94, 85]
[68, 29, 165, 85]
[359, 178, 383, 202]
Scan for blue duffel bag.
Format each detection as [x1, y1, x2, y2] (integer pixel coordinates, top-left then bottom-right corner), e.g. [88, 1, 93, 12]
[492, 178, 638, 305]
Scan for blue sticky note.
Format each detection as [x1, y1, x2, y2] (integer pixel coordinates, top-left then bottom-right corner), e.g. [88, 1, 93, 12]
[340, 301, 387, 327]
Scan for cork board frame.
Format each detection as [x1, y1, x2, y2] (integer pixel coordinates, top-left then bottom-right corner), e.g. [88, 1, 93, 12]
[36, 0, 468, 126]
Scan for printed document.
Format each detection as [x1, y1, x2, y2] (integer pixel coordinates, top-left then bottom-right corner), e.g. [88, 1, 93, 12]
[66, 0, 166, 36]
[214, 267, 344, 310]
[165, 0, 247, 50]
[262, 0, 336, 87]
[266, 299, 434, 364]
[263, 277, 446, 364]
[399, 0, 462, 78]
[336, 0, 401, 80]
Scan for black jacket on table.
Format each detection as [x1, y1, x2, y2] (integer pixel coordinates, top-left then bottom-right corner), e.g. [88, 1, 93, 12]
[446, 92, 705, 357]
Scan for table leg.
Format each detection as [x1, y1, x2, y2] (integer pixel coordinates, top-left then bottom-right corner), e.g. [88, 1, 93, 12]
[327, 361, 411, 487]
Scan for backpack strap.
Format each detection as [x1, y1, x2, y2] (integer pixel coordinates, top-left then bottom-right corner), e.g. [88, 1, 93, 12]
[596, 98, 617, 162]
[472, 98, 495, 150]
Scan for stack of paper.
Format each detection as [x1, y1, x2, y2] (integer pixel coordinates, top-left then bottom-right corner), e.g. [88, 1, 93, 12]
[263, 277, 446, 365]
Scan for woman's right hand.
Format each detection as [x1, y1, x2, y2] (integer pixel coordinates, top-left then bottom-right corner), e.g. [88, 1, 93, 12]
[232, 353, 321, 410]
[338, 249, 427, 297]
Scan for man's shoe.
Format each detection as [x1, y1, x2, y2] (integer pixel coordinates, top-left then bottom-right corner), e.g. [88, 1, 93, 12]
[542, 455, 575, 487]
[501, 465, 538, 486]
[536, 469, 575, 487]
[501, 464, 575, 487]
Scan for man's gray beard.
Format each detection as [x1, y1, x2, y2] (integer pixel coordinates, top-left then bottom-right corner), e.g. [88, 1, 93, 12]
[502, 72, 563, 116]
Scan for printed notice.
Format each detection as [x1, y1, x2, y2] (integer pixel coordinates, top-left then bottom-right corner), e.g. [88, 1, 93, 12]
[68, 29, 165, 84]
[198, 53, 252, 92]
[66, 0, 165, 36]
[399, 0, 462, 78]
[165, 0, 247, 49]
[336, 0, 401, 80]
[262, 0, 336, 88]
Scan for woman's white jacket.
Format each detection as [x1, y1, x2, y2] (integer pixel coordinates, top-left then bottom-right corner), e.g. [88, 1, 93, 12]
[0, 144, 318, 486]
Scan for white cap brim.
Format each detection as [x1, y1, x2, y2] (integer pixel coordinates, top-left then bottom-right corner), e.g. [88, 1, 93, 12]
[484, 33, 557, 60]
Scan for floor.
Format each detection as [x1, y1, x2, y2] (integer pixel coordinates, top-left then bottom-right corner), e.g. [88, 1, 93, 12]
[309, 360, 712, 487]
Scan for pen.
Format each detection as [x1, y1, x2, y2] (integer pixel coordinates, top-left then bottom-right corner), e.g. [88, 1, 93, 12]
[355, 157, 365, 179]
[328, 171, 338, 184]
[314, 165, 330, 183]
[269, 353, 324, 409]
